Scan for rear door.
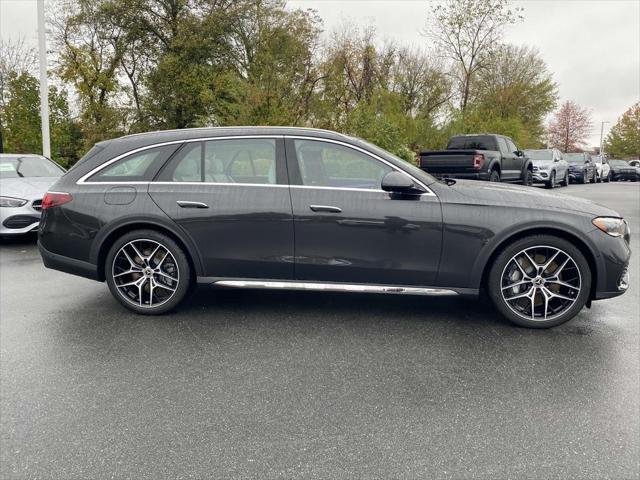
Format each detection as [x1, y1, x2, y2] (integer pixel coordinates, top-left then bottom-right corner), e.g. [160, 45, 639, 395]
[148, 136, 294, 280]
[286, 137, 443, 286]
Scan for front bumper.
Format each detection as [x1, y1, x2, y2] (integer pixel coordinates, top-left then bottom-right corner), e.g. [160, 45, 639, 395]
[612, 172, 638, 181]
[532, 170, 550, 182]
[589, 228, 631, 300]
[0, 199, 42, 236]
[568, 170, 585, 182]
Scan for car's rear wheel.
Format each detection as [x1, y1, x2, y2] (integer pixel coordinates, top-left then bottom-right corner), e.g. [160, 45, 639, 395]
[487, 235, 591, 328]
[489, 169, 500, 182]
[560, 171, 569, 187]
[105, 230, 192, 314]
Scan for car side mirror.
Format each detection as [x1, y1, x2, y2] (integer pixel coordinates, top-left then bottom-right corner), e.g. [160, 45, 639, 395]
[554, 158, 559, 162]
[515, 150, 524, 157]
[381, 171, 425, 195]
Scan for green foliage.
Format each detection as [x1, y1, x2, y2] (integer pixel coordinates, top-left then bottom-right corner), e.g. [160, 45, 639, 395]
[605, 103, 639, 159]
[37, 0, 557, 167]
[1, 72, 79, 166]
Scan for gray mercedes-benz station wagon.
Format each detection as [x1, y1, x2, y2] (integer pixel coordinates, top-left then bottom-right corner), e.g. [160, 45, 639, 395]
[38, 127, 630, 328]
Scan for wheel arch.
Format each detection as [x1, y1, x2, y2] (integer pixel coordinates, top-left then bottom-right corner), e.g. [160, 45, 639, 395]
[477, 226, 600, 301]
[93, 217, 203, 281]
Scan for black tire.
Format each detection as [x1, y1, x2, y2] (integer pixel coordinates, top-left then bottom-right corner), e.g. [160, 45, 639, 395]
[487, 235, 592, 328]
[545, 171, 555, 189]
[523, 169, 533, 187]
[105, 229, 192, 314]
[489, 169, 501, 182]
[580, 173, 587, 184]
[560, 171, 569, 187]
[590, 170, 597, 183]
[604, 172, 611, 183]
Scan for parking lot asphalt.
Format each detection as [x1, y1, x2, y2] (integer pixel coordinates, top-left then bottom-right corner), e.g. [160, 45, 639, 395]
[1, 182, 638, 480]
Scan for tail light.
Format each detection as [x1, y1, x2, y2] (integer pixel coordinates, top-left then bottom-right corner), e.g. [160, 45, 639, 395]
[473, 154, 485, 169]
[41, 192, 73, 210]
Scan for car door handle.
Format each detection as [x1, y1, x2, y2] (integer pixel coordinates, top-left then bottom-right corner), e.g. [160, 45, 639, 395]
[177, 200, 209, 209]
[309, 205, 342, 213]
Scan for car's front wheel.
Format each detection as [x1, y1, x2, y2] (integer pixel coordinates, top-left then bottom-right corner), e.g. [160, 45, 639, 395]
[105, 229, 192, 314]
[487, 235, 591, 328]
[545, 171, 556, 189]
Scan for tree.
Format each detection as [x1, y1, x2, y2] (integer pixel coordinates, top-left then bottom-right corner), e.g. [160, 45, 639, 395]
[547, 101, 593, 152]
[468, 44, 558, 146]
[605, 103, 639, 159]
[2, 72, 79, 165]
[426, 0, 523, 111]
[0, 37, 38, 153]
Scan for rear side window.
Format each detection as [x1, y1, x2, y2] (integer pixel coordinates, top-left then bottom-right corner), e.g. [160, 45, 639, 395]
[88, 145, 179, 182]
[156, 138, 277, 184]
[447, 136, 496, 151]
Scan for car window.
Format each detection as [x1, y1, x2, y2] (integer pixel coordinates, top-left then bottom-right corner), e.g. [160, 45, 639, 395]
[169, 143, 202, 182]
[506, 139, 518, 154]
[0, 156, 64, 178]
[447, 136, 496, 150]
[497, 138, 510, 155]
[89, 145, 178, 182]
[156, 138, 277, 184]
[206, 139, 276, 184]
[294, 139, 392, 190]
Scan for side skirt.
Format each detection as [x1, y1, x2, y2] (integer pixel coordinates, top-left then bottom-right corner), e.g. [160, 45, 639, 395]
[197, 277, 478, 297]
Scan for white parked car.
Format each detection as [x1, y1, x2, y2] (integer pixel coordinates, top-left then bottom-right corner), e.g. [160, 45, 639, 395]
[524, 148, 569, 188]
[592, 155, 611, 182]
[0, 154, 66, 237]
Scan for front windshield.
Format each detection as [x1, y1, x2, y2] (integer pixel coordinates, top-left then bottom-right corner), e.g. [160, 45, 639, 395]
[609, 160, 630, 167]
[564, 154, 586, 164]
[0, 156, 65, 178]
[525, 150, 553, 161]
[351, 137, 437, 186]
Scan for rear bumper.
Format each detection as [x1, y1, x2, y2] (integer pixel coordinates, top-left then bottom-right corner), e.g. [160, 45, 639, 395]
[38, 241, 100, 281]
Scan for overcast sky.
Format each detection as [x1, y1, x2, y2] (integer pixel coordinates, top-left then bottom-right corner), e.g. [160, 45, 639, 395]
[2, 0, 639, 147]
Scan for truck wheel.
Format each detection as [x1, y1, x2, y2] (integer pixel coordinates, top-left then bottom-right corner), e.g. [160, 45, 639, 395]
[523, 169, 533, 187]
[489, 169, 500, 182]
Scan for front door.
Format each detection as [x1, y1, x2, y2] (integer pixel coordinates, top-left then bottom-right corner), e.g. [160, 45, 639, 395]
[148, 136, 294, 279]
[285, 137, 443, 286]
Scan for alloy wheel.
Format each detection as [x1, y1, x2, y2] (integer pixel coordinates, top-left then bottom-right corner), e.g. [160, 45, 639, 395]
[111, 239, 180, 308]
[500, 245, 581, 321]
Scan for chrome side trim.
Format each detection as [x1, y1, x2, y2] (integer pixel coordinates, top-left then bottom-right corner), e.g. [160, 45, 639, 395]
[213, 280, 458, 296]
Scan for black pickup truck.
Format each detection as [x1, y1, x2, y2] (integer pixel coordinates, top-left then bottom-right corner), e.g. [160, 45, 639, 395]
[419, 134, 533, 185]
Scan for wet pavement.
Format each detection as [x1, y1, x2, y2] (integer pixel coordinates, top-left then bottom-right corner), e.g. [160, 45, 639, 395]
[1, 182, 638, 479]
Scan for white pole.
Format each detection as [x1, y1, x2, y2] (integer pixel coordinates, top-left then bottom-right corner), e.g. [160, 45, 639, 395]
[599, 121, 609, 158]
[37, 0, 51, 158]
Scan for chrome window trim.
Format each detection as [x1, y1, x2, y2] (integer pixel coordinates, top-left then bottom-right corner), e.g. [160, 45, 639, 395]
[285, 135, 434, 196]
[76, 133, 434, 196]
[76, 135, 283, 185]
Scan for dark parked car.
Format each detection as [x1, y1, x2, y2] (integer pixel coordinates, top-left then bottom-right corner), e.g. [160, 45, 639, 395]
[524, 148, 569, 188]
[38, 127, 631, 328]
[565, 152, 597, 184]
[419, 134, 533, 185]
[609, 159, 639, 181]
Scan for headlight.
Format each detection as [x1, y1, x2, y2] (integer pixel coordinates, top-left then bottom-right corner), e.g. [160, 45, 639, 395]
[0, 196, 28, 208]
[592, 217, 627, 237]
